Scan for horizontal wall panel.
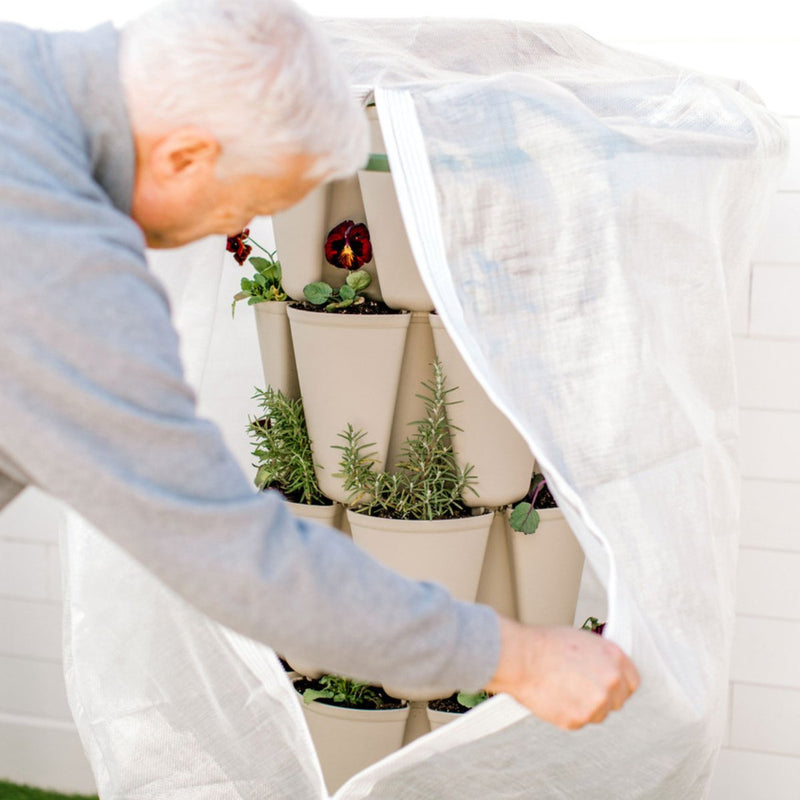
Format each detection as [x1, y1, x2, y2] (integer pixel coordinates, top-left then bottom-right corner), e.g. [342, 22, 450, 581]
[0, 598, 62, 662]
[0, 656, 72, 721]
[750, 263, 800, 335]
[735, 548, 800, 619]
[730, 616, 800, 689]
[740, 479, 800, 551]
[0, 541, 49, 601]
[730, 683, 800, 757]
[0, 715, 95, 795]
[735, 337, 800, 411]
[709, 747, 800, 800]
[740, 409, 800, 481]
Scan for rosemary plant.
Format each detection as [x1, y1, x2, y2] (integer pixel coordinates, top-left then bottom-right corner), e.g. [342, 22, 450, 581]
[248, 386, 328, 505]
[334, 359, 476, 520]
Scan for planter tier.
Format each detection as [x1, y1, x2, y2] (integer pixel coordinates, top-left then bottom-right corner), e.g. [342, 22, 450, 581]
[253, 300, 299, 399]
[346, 510, 493, 604]
[506, 507, 585, 627]
[273, 108, 385, 304]
[299, 696, 409, 795]
[358, 170, 434, 312]
[287, 307, 410, 503]
[429, 313, 535, 508]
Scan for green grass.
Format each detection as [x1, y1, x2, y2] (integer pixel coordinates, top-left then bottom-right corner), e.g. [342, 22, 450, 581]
[0, 781, 97, 800]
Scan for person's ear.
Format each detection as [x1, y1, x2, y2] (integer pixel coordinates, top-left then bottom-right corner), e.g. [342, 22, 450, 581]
[148, 126, 221, 184]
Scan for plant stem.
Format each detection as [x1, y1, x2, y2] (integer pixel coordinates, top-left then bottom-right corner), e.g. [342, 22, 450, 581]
[530, 476, 546, 507]
[247, 234, 275, 258]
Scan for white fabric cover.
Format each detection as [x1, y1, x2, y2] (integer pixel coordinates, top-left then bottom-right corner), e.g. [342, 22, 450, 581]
[63, 20, 787, 799]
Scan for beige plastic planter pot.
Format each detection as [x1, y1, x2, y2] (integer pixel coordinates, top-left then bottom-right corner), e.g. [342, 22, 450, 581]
[299, 696, 409, 795]
[475, 509, 517, 618]
[386, 311, 437, 469]
[506, 507, 585, 626]
[429, 313, 535, 508]
[426, 706, 462, 731]
[346, 510, 492, 603]
[401, 701, 432, 745]
[358, 170, 434, 312]
[287, 306, 410, 503]
[273, 178, 383, 304]
[253, 301, 299, 399]
[271, 184, 329, 301]
[285, 499, 340, 528]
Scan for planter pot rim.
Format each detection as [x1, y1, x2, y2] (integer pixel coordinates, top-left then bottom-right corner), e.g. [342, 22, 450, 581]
[285, 499, 336, 510]
[298, 697, 409, 722]
[253, 299, 292, 315]
[346, 509, 494, 532]
[287, 305, 410, 329]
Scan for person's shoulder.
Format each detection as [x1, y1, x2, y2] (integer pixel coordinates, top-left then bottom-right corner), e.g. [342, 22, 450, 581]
[0, 21, 47, 71]
[0, 23, 61, 115]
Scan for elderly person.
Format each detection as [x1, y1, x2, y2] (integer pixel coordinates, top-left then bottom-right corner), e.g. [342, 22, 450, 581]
[0, 0, 637, 733]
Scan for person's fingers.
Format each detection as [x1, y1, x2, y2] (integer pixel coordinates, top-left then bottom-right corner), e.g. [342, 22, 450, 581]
[621, 653, 641, 694]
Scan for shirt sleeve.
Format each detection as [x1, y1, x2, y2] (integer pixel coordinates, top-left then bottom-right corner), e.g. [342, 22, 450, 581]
[0, 165, 499, 697]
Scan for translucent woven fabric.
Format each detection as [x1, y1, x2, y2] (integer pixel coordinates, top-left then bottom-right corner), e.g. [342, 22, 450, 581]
[63, 19, 787, 799]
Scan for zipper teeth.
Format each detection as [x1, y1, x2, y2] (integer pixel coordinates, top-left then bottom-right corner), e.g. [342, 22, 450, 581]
[373, 87, 625, 650]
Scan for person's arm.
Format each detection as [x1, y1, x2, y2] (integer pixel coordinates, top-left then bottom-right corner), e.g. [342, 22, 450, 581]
[2, 193, 639, 724]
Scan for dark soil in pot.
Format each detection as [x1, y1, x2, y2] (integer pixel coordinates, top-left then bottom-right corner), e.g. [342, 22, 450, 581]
[290, 299, 405, 315]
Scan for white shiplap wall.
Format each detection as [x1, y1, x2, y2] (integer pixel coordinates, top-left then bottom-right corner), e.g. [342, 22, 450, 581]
[715, 109, 800, 795]
[0, 32, 798, 800]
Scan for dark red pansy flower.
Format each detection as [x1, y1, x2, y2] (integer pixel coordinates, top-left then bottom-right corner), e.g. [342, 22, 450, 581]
[226, 228, 252, 265]
[324, 220, 372, 270]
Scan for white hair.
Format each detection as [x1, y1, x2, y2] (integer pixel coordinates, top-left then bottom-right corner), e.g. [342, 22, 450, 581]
[120, 0, 368, 181]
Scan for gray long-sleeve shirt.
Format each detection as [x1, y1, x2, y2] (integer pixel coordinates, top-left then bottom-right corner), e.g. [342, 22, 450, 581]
[0, 22, 499, 693]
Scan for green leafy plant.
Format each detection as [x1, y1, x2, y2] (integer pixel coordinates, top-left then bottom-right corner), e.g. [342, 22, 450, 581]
[303, 268, 372, 311]
[227, 229, 287, 316]
[301, 674, 400, 710]
[333, 359, 476, 520]
[509, 472, 557, 534]
[302, 219, 374, 311]
[248, 386, 329, 505]
[456, 690, 490, 709]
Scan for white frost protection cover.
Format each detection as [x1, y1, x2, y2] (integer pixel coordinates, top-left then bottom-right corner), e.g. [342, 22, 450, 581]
[64, 20, 787, 799]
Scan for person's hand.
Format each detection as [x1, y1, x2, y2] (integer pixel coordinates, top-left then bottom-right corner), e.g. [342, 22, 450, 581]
[485, 616, 640, 730]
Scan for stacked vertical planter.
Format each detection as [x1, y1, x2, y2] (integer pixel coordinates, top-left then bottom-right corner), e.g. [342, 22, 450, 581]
[254, 105, 586, 788]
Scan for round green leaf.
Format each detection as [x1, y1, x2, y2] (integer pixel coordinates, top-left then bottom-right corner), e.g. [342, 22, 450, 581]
[346, 269, 371, 292]
[509, 502, 540, 534]
[304, 281, 333, 305]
